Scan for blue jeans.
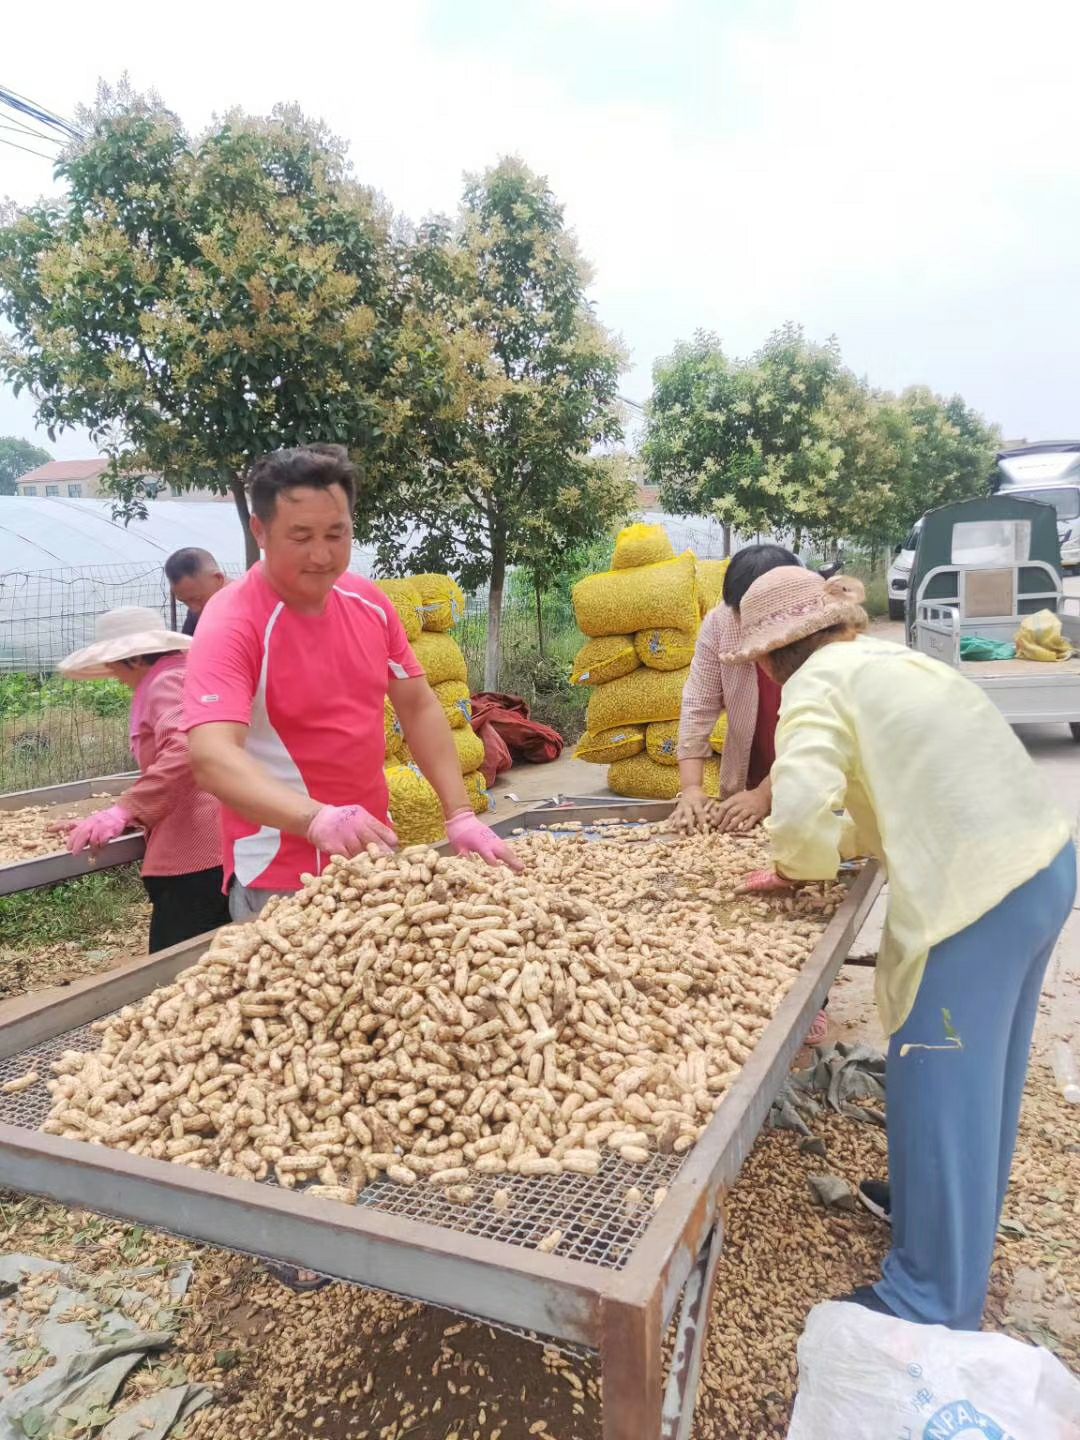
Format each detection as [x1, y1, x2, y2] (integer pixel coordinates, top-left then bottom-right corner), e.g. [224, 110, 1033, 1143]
[875, 843, 1075, 1329]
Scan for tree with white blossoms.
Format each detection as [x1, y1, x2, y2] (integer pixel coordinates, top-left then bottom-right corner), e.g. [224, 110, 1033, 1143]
[0, 82, 466, 564]
[370, 158, 631, 689]
[643, 324, 997, 553]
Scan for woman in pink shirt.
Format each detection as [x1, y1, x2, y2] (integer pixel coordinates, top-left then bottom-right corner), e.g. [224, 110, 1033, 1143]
[57, 608, 229, 952]
[674, 544, 829, 1046]
[674, 543, 799, 833]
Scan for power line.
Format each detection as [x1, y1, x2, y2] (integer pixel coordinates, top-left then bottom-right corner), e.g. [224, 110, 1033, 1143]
[0, 120, 62, 146]
[0, 83, 83, 140]
[0, 132, 57, 161]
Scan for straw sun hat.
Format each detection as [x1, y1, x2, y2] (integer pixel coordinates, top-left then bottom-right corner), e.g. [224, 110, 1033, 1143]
[720, 567, 867, 664]
[58, 607, 191, 680]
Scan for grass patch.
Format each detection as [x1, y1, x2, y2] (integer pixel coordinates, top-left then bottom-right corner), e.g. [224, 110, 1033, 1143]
[0, 865, 146, 951]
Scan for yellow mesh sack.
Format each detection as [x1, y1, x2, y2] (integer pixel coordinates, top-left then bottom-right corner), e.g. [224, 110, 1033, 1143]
[574, 725, 645, 764]
[608, 754, 721, 801]
[384, 697, 407, 763]
[635, 626, 698, 671]
[386, 763, 446, 845]
[454, 724, 485, 776]
[411, 573, 466, 632]
[612, 523, 675, 571]
[373, 578, 423, 641]
[570, 634, 639, 686]
[1015, 609, 1072, 662]
[572, 553, 698, 638]
[434, 679, 471, 730]
[710, 713, 729, 753]
[645, 720, 681, 766]
[586, 665, 688, 732]
[414, 632, 468, 686]
[465, 770, 490, 815]
[696, 558, 731, 618]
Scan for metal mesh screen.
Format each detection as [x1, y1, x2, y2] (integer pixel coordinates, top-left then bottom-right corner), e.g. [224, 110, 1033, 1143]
[0, 1015, 687, 1273]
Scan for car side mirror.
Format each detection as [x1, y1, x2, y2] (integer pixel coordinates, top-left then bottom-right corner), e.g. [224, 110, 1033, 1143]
[892, 544, 902, 557]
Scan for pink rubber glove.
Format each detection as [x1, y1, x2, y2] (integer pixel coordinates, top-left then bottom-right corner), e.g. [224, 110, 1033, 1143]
[445, 810, 523, 871]
[740, 869, 794, 895]
[65, 805, 132, 855]
[306, 804, 397, 859]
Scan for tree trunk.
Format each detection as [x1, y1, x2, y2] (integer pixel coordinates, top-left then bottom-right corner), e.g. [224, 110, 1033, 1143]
[534, 573, 545, 656]
[484, 531, 506, 692]
[722, 522, 732, 558]
[231, 477, 260, 569]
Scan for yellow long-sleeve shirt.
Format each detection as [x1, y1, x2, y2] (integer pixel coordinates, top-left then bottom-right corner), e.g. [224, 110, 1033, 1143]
[765, 634, 1071, 1035]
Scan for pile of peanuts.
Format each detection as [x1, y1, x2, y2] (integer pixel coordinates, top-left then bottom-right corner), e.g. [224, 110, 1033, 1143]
[0, 806, 67, 864]
[663, 798, 732, 835]
[42, 829, 843, 1211]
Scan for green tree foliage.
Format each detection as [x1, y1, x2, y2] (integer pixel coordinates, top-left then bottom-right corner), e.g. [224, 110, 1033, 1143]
[887, 386, 999, 535]
[0, 436, 51, 495]
[0, 83, 463, 563]
[368, 159, 629, 687]
[643, 325, 998, 551]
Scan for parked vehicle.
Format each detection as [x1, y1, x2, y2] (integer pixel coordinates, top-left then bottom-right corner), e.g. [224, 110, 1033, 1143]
[907, 494, 1080, 739]
[887, 519, 922, 621]
[993, 441, 1080, 571]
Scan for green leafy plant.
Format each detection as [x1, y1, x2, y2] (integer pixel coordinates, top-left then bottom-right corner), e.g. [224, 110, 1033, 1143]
[0, 435, 50, 496]
[0, 866, 145, 951]
[643, 326, 999, 551]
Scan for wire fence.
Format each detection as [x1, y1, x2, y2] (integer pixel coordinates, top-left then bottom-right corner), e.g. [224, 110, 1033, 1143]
[0, 565, 584, 794]
[0, 563, 244, 793]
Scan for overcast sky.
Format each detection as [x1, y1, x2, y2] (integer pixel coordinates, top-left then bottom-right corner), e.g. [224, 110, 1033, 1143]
[2, 0, 1077, 460]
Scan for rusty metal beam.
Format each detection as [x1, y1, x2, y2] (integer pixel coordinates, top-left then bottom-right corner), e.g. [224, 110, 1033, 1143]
[661, 1218, 726, 1440]
[599, 1288, 663, 1440]
[0, 1125, 607, 1347]
[0, 775, 137, 811]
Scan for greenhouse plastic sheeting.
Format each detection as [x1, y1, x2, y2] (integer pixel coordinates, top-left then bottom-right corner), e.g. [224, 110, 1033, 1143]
[0, 499, 381, 671]
[0, 498, 381, 573]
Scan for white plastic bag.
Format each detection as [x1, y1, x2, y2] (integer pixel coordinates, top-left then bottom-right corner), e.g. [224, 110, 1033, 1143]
[787, 1302, 1080, 1439]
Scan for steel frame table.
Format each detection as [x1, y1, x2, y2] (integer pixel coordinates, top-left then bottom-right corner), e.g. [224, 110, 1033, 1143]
[0, 802, 881, 1438]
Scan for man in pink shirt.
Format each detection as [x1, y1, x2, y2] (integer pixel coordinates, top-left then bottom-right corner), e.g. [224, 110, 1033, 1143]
[183, 444, 517, 923]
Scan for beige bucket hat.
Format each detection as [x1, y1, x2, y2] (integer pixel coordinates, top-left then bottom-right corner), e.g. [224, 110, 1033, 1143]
[58, 607, 191, 680]
[720, 568, 867, 663]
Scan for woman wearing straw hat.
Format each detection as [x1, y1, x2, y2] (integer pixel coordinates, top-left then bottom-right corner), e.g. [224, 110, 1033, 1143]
[673, 543, 835, 1045]
[722, 566, 1073, 1329]
[56, 607, 229, 952]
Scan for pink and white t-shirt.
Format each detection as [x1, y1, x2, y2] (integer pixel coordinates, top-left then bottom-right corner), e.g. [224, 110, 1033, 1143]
[181, 565, 423, 892]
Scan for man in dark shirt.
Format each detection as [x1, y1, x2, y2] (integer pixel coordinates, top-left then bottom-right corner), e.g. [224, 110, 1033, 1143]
[164, 549, 229, 635]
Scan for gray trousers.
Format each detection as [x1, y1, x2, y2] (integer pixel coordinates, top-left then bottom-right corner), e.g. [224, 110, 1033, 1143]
[228, 881, 292, 923]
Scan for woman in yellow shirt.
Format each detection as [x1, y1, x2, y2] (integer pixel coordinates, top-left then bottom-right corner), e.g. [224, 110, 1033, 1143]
[723, 565, 1073, 1330]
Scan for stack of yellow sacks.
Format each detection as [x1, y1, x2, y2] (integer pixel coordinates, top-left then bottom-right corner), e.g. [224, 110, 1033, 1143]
[571, 526, 729, 800]
[376, 574, 490, 844]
